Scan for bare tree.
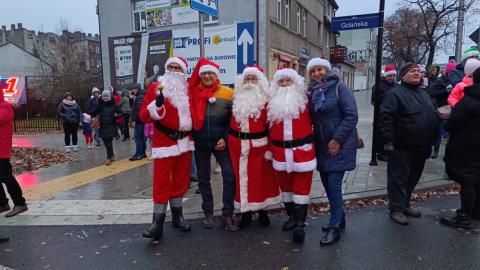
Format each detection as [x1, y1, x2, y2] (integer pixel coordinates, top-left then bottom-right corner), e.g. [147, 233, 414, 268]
[404, 0, 475, 65]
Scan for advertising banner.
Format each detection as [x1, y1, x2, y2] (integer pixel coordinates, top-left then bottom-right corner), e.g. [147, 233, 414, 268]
[108, 34, 142, 88]
[1, 76, 26, 105]
[145, 31, 173, 78]
[145, 0, 197, 28]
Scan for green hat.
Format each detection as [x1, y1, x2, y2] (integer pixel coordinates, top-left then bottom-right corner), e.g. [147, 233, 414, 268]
[462, 47, 480, 62]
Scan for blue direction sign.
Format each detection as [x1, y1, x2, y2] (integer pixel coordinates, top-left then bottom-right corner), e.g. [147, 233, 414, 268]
[237, 22, 255, 73]
[331, 13, 380, 32]
[190, 0, 218, 17]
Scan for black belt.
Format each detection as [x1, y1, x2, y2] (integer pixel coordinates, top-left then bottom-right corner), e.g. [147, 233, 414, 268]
[272, 135, 314, 148]
[228, 129, 268, 140]
[154, 121, 191, 141]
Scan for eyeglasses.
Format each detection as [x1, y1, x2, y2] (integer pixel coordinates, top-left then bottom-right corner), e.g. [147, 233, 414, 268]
[244, 77, 258, 83]
[167, 65, 183, 72]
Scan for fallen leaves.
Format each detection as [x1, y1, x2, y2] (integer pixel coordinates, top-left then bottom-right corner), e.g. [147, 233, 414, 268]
[11, 147, 75, 174]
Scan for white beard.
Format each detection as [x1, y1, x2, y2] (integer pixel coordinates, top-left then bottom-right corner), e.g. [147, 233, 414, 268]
[232, 83, 267, 131]
[161, 71, 192, 131]
[267, 83, 308, 125]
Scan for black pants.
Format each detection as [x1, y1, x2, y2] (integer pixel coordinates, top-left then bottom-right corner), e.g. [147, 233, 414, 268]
[460, 182, 480, 217]
[122, 113, 130, 139]
[102, 138, 114, 159]
[63, 123, 78, 146]
[387, 147, 429, 212]
[0, 159, 26, 207]
[195, 146, 235, 216]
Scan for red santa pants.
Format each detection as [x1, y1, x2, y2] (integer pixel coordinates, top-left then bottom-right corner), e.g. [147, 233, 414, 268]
[275, 171, 313, 205]
[152, 151, 192, 204]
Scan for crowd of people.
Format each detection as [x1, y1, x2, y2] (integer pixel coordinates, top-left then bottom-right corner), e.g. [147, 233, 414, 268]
[1, 46, 480, 245]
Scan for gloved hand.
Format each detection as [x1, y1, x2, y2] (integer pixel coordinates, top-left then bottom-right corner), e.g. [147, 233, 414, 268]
[384, 143, 394, 152]
[446, 84, 453, 92]
[155, 93, 164, 107]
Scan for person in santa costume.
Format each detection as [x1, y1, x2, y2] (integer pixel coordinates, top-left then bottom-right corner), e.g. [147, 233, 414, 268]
[189, 58, 238, 232]
[139, 56, 194, 240]
[229, 66, 281, 229]
[266, 68, 316, 244]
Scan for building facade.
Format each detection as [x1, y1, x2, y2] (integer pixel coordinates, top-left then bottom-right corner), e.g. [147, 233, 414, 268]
[98, 0, 343, 88]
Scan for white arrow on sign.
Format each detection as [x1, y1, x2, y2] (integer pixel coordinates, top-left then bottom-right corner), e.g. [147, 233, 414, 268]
[238, 29, 253, 65]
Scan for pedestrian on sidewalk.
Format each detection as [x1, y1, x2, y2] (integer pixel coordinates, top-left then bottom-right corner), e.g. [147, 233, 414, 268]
[91, 90, 122, 166]
[447, 58, 480, 108]
[0, 87, 28, 218]
[229, 66, 281, 229]
[267, 68, 316, 244]
[380, 62, 439, 225]
[87, 87, 102, 146]
[119, 89, 132, 141]
[82, 113, 94, 149]
[441, 67, 480, 229]
[140, 57, 194, 240]
[308, 58, 359, 245]
[129, 84, 147, 161]
[57, 92, 82, 153]
[371, 65, 397, 161]
[449, 47, 480, 87]
[189, 58, 238, 232]
[144, 122, 153, 159]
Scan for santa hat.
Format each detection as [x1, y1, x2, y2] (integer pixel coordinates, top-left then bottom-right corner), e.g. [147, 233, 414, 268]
[464, 58, 480, 76]
[198, 59, 220, 77]
[306, 58, 331, 74]
[273, 67, 301, 83]
[462, 47, 480, 62]
[383, 65, 397, 76]
[241, 65, 265, 79]
[165, 56, 188, 74]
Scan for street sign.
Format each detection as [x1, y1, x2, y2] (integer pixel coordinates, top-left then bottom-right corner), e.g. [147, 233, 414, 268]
[237, 22, 254, 70]
[190, 0, 218, 17]
[332, 13, 380, 32]
[469, 27, 480, 45]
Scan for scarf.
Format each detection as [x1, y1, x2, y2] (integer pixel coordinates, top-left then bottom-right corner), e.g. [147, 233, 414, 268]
[62, 99, 77, 106]
[308, 78, 327, 112]
[190, 79, 220, 131]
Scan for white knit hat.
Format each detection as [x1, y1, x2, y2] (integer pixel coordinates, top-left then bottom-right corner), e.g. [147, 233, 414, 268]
[91, 87, 101, 95]
[464, 58, 480, 76]
[462, 47, 480, 62]
[307, 58, 331, 74]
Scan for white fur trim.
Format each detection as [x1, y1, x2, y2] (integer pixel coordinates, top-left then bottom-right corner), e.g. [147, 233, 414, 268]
[236, 195, 282, 212]
[272, 158, 317, 173]
[147, 100, 166, 121]
[281, 192, 293, 202]
[383, 70, 397, 76]
[264, 150, 273, 161]
[307, 58, 331, 73]
[251, 137, 268, 148]
[165, 57, 188, 74]
[199, 64, 220, 76]
[242, 67, 265, 80]
[151, 138, 195, 159]
[208, 97, 216, 104]
[283, 120, 294, 172]
[273, 68, 299, 83]
[292, 194, 310, 204]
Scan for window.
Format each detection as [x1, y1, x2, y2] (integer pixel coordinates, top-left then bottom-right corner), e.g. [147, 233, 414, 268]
[202, 13, 218, 24]
[96, 46, 100, 54]
[27, 33, 33, 39]
[49, 37, 56, 44]
[284, 0, 290, 28]
[276, 0, 282, 23]
[302, 9, 307, 37]
[297, 6, 301, 34]
[133, 11, 147, 32]
[90, 59, 94, 68]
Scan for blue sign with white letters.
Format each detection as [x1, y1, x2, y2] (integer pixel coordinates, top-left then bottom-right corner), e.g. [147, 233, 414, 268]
[237, 22, 254, 73]
[331, 13, 380, 32]
[190, 0, 218, 17]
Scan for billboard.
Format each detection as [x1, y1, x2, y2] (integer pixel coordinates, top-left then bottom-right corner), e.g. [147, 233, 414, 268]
[108, 34, 142, 88]
[1, 76, 26, 105]
[145, 0, 197, 28]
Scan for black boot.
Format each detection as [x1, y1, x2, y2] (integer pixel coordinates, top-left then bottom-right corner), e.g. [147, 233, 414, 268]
[283, 202, 296, 231]
[292, 204, 308, 244]
[440, 213, 472, 229]
[322, 215, 346, 232]
[320, 228, 341, 246]
[258, 210, 270, 227]
[239, 211, 252, 229]
[171, 207, 191, 231]
[142, 213, 166, 239]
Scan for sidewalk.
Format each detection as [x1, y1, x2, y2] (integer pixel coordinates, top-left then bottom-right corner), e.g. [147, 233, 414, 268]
[1, 91, 451, 226]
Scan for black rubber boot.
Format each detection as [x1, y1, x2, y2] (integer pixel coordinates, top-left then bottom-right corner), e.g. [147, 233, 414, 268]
[322, 214, 346, 232]
[171, 207, 191, 231]
[320, 228, 341, 246]
[142, 213, 166, 240]
[258, 210, 270, 227]
[292, 204, 308, 244]
[283, 202, 296, 231]
[440, 213, 472, 229]
[239, 211, 252, 229]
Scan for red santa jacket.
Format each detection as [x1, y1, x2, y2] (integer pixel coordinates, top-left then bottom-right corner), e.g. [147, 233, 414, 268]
[139, 81, 194, 159]
[229, 109, 269, 148]
[0, 90, 13, 159]
[268, 108, 316, 173]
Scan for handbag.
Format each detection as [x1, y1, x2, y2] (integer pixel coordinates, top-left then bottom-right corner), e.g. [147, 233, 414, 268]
[91, 116, 101, 129]
[335, 82, 364, 149]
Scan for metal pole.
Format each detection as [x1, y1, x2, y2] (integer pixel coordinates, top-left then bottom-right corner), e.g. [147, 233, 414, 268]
[369, 0, 385, 166]
[455, 0, 465, 62]
[366, 28, 373, 90]
[199, 12, 205, 58]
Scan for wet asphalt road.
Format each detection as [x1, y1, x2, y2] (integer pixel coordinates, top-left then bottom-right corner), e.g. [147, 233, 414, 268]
[1, 195, 479, 270]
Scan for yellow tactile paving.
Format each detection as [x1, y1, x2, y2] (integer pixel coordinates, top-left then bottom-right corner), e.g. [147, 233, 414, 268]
[23, 158, 151, 200]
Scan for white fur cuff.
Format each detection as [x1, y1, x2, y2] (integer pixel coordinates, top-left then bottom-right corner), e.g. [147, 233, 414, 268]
[147, 100, 166, 121]
[199, 65, 220, 77]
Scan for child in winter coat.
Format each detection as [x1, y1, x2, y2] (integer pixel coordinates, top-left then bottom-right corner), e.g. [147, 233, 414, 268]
[144, 123, 154, 160]
[448, 58, 480, 107]
[83, 113, 94, 149]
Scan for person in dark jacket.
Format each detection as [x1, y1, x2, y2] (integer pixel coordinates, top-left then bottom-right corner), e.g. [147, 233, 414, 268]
[309, 58, 359, 246]
[87, 87, 102, 146]
[57, 92, 82, 152]
[440, 67, 480, 229]
[91, 90, 122, 166]
[450, 47, 480, 87]
[380, 62, 439, 225]
[129, 84, 147, 161]
[371, 65, 397, 161]
[119, 89, 132, 141]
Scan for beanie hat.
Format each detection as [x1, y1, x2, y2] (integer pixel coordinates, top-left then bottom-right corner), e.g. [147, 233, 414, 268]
[165, 56, 189, 74]
[462, 47, 480, 62]
[464, 58, 480, 76]
[472, 66, 480, 84]
[102, 89, 111, 97]
[63, 92, 74, 99]
[419, 64, 426, 73]
[307, 58, 331, 74]
[383, 65, 397, 76]
[445, 61, 457, 74]
[82, 113, 92, 123]
[91, 87, 101, 95]
[398, 62, 419, 79]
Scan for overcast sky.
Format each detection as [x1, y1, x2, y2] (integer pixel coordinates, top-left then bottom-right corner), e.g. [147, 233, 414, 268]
[335, 0, 401, 16]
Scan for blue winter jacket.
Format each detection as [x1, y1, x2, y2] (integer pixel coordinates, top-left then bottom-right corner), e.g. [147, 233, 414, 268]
[310, 71, 359, 173]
